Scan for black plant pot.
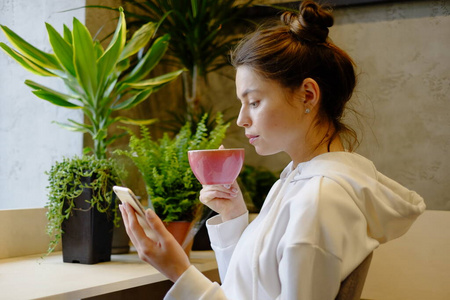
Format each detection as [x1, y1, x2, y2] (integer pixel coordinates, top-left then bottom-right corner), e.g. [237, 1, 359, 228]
[61, 177, 115, 264]
[112, 210, 130, 254]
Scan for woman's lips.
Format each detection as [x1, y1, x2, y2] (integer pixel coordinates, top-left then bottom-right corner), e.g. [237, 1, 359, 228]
[246, 134, 259, 144]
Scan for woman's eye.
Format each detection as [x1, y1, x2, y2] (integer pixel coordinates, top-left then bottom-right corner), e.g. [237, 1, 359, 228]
[249, 101, 260, 108]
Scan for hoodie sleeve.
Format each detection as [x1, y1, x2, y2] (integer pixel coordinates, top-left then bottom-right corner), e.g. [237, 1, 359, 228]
[165, 212, 249, 300]
[164, 266, 228, 300]
[206, 211, 249, 280]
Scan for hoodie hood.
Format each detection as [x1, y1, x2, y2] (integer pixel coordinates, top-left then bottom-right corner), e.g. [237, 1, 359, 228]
[281, 152, 426, 243]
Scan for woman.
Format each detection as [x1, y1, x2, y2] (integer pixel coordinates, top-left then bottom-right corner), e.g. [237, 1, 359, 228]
[120, 1, 425, 299]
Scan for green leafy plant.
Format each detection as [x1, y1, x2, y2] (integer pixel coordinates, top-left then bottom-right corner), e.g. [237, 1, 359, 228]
[45, 155, 121, 254]
[116, 113, 229, 222]
[0, 8, 183, 159]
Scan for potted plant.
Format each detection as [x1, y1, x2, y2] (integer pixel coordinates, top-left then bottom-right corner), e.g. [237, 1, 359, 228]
[45, 155, 121, 263]
[0, 8, 182, 263]
[116, 113, 229, 253]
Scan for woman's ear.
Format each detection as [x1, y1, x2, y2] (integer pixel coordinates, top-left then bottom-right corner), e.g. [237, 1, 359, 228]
[301, 78, 321, 111]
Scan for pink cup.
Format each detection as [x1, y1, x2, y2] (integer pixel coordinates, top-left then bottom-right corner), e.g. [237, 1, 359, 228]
[188, 149, 245, 185]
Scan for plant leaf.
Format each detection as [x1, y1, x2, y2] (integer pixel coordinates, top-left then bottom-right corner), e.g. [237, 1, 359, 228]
[52, 120, 88, 132]
[72, 17, 98, 101]
[113, 116, 158, 125]
[97, 9, 126, 91]
[83, 147, 94, 155]
[45, 23, 75, 76]
[63, 25, 73, 44]
[116, 58, 130, 73]
[0, 43, 55, 76]
[67, 119, 94, 135]
[93, 41, 104, 59]
[25, 79, 80, 102]
[0, 25, 60, 70]
[93, 129, 108, 141]
[123, 69, 183, 90]
[112, 88, 153, 111]
[191, 0, 198, 18]
[119, 21, 157, 61]
[122, 34, 170, 84]
[31, 90, 82, 109]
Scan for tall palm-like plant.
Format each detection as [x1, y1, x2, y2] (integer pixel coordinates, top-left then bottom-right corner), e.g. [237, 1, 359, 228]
[0, 8, 183, 159]
[105, 0, 253, 117]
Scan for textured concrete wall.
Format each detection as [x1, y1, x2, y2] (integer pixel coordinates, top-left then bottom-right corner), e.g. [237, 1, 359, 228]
[0, 0, 85, 209]
[331, 1, 450, 210]
[210, 0, 450, 210]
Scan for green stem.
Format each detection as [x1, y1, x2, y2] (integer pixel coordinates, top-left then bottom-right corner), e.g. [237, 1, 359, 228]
[182, 65, 199, 121]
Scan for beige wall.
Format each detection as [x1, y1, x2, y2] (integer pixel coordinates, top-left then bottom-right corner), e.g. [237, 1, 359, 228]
[0, 208, 61, 259]
[362, 210, 450, 300]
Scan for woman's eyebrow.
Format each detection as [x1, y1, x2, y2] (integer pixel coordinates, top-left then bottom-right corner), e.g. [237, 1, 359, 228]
[240, 88, 258, 98]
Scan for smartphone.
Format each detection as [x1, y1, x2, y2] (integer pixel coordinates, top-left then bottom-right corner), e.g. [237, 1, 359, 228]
[113, 186, 156, 241]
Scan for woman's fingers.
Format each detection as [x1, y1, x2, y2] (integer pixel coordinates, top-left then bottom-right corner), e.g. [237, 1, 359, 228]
[144, 208, 173, 241]
[120, 203, 155, 250]
[200, 190, 235, 203]
[119, 204, 135, 240]
[119, 203, 191, 282]
[200, 184, 238, 203]
[198, 181, 247, 221]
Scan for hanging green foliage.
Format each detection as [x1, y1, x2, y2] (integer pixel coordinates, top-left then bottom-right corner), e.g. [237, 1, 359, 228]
[45, 155, 122, 255]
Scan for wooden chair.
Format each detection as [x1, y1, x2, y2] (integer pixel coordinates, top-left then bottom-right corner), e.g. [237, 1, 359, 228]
[335, 252, 373, 300]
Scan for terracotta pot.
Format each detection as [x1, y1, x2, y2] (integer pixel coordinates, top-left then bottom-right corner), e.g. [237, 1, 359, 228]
[165, 221, 194, 256]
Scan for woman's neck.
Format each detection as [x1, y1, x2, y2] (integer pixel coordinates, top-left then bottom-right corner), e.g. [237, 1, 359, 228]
[290, 125, 345, 166]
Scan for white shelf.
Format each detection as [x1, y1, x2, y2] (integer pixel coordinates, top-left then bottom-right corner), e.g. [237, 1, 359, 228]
[0, 250, 217, 300]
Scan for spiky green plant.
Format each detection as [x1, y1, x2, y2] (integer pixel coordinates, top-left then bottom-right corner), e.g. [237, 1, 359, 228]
[90, 0, 253, 117]
[0, 8, 183, 159]
[116, 113, 229, 222]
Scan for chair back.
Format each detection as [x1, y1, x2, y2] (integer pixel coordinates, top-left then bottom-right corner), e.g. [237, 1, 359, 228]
[335, 252, 373, 300]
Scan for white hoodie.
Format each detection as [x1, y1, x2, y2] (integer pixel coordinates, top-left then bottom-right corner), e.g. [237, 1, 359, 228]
[165, 152, 425, 300]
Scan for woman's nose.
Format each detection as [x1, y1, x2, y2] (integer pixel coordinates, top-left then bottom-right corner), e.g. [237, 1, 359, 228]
[236, 108, 250, 128]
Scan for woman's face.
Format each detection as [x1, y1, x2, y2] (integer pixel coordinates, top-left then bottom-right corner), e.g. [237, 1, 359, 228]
[235, 66, 308, 158]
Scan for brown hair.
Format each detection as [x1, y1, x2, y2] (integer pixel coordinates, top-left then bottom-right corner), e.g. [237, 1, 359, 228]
[231, 0, 358, 150]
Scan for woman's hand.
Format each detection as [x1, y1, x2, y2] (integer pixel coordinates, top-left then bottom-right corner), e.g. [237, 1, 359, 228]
[119, 203, 191, 282]
[199, 181, 247, 222]
[199, 145, 247, 222]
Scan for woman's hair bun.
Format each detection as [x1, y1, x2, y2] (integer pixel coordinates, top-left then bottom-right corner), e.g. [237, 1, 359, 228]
[281, 0, 334, 43]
